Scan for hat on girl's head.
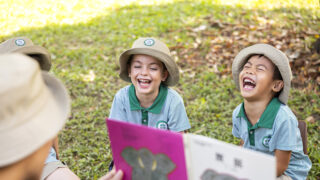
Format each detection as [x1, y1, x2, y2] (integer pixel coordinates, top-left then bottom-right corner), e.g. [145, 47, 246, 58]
[0, 37, 51, 71]
[232, 44, 292, 104]
[0, 53, 70, 167]
[119, 37, 179, 86]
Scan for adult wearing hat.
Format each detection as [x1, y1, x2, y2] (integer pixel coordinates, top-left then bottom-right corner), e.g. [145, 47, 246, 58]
[0, 54, 69, 180]
[0, 37, 79, 180]
[0, 54, 124, 180]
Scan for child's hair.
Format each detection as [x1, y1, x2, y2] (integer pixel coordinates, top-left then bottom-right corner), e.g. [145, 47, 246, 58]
[244, 54, 283, 97]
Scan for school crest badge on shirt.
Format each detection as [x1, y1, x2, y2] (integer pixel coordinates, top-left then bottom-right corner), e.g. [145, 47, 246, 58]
[156, 120, 168, 130]
[262, 135, 272, 148]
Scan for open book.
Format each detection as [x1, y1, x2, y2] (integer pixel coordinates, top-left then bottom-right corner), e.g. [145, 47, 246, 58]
[106, 118, 276, 180]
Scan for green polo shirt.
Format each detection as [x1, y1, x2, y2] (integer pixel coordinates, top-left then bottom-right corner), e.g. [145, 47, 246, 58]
[129, 84, 168, 126]
[109, 84, 190, 131]
[237, 98, 281, 146]
[232, 98, 312, 180]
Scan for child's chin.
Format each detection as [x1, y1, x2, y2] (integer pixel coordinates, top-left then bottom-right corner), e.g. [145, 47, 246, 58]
[136, 87, 152, 94]
[240, 91, 256, 99]
[240, 88, 254, 94]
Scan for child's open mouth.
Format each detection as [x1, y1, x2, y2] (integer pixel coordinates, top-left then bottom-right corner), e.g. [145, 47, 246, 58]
[138, 79, 152, 88]
[243, 77, 256, 90]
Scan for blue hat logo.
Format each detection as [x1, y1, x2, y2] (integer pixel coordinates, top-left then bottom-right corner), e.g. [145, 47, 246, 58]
[144, 39, 155, 46]
[15, 39, 25, 46]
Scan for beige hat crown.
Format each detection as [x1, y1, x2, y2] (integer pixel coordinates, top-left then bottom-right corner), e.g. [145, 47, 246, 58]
[0, 37, 51, 71]
[119, 37, 179, 86]
[232, 44, 292, 104]
[0, 53, 69, 167]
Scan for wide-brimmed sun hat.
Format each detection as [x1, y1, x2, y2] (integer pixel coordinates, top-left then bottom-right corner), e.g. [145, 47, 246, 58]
[119, 37, 179, 86]
[0, 37, 51, 71]
[232, 44, 292, 104]
[0, 53, 70, 167]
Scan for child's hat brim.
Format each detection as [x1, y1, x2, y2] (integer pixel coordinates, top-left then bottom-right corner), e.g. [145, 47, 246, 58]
[0, 37, 51, 71]
[12, 45, 51, 71]
[232, 44, 292, 104]
[119, 37, 179, 86]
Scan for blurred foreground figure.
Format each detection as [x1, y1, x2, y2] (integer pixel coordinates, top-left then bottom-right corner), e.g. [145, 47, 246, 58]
[0, 37, 79, 180]
[0, 54, 70, 180]
[0, 54, 124, 180]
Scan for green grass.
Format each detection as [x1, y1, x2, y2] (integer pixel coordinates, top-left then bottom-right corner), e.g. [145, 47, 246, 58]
[1, 0, 319, 179]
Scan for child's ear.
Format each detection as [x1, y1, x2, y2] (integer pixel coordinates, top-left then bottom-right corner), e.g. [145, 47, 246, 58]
[161, 70, 168, 82]
[272, 80, 284, 92]
[128, 67, 131, 77]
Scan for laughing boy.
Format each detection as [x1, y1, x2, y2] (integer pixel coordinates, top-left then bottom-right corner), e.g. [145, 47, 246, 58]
[231, 44, 311, 180]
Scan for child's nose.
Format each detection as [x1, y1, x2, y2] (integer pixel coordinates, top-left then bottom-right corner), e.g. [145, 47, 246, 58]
[245, 68, 254, 74]
[141, 67, 148, 75]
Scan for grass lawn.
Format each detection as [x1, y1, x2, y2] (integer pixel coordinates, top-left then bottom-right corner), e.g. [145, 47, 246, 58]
[1, 0, 319, 179]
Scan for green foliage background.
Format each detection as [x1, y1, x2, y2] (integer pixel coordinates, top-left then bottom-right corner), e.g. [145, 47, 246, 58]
[1, 0, 319, 179]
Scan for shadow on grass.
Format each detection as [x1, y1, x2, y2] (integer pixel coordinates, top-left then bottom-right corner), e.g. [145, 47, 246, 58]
[1, 1, 319, 179]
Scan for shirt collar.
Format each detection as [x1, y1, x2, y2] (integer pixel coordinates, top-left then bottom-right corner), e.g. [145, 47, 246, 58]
[237, 98, 282, 129]
[129, 84, 168, 114]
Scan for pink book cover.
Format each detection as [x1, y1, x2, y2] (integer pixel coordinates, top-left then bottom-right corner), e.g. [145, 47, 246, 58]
[106, 118, 188, 180]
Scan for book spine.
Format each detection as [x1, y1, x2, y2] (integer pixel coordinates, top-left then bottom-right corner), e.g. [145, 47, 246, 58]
[183, 134, 193, 180]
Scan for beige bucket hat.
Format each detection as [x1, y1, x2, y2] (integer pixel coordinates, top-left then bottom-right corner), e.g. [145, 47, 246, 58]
[232, 44, 292, 104]
[119, 37, 179, 86]
[0, 53, 70, 167]
[0, 37, 51, 71]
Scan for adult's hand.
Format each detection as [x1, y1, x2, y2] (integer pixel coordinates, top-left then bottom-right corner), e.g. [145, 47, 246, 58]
[99, 169, 123, 180]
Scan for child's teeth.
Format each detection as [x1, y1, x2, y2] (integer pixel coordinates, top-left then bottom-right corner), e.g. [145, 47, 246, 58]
[140, 79, 150, 83]
[244, 78, 255, 84]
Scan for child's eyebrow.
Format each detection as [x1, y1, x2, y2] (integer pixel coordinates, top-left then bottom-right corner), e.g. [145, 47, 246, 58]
[131, 60, 142, 64]
[245, 61, 252, 65]
[149, 62, 161, 66]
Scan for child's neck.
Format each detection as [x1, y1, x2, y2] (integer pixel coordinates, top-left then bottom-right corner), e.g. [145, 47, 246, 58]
[136, 90, 159, 108]
[244, 98, 272, 126]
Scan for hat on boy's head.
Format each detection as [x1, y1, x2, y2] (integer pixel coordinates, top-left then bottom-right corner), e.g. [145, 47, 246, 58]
[119, 37, 179, 86]
[232, 44, 292, 104]
[0, 37, 51, 71]
[0, 53, 70, 167]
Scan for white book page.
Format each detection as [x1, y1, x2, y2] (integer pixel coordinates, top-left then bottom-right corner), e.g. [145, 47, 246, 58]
[184, 134, 276, 180]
